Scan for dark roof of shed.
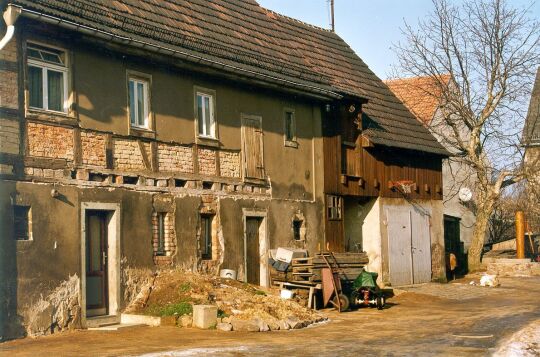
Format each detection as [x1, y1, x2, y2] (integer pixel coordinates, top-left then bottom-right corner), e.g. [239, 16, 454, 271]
[523, 67, 540, 146]
[10, 0, 448, 155]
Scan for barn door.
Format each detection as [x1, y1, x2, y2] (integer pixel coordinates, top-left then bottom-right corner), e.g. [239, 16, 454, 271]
[411, 210, 432, 283]
[241, 115, 265, 179]
[387, 208, 413, 286]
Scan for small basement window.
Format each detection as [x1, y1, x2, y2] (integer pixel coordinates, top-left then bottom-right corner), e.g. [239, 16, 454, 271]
[152, 211, 175, 258]
[201, 215, 213, 260]
[14, 205, 32, 241]
[293, 220, 303, 241]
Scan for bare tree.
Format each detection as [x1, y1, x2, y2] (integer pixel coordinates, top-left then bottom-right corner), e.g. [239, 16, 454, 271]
[393, 0, 540, 270]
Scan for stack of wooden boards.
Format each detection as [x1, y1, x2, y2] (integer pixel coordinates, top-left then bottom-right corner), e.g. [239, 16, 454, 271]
[291, 252, 369, 283]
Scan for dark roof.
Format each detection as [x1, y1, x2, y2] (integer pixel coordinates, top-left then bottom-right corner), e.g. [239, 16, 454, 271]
[523, 67, 540, 146]
[10, 0, 448, 155]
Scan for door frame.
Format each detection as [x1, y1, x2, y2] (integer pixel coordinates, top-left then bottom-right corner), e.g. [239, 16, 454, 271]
[242, 208, 268, 287]
[80, 202, 121, 325]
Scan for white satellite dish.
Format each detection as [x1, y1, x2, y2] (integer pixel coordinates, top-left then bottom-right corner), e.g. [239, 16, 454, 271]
[459, 187, 473, 202]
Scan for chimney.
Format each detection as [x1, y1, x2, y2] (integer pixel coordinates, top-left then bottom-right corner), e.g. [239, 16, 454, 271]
[330, 0, 335, 32]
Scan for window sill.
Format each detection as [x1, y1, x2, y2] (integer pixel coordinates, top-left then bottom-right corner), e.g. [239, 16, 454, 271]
[26, 108, 77, 126]
[284, 140, 299, 148]
[129, 126, 156, 139]
[196, 136, 220, 148]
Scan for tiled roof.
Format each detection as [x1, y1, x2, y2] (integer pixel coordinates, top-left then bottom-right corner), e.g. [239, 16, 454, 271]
[10, 0, 448, 155]
[385, 75, 451, 125]
[523, 68, 540, 145]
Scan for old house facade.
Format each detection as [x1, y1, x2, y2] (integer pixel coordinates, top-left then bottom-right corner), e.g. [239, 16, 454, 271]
[0, 0, 446, 338]
[523, 68, 540, 217]
[386, 76, 476, 274]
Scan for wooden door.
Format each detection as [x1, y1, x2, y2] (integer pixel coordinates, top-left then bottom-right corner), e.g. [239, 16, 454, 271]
[242, 116, 265, 179]
[86, 211, 108, 317]
[411, 210, 432, 283]
[245, 217, 261, 285]
[387, 208, 413, 286]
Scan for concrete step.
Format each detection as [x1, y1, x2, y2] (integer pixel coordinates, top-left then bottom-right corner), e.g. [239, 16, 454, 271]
[87, 323, 146, 331]
[86, 315, 120, 328]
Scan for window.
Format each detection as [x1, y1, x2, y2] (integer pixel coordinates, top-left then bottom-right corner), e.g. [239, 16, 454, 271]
[14, 206, 32, 240]
[293, 220, 303, 241]
[327, 195, 343, 220]
[196, 92, 215, 138]
[156, 212, 166, 256]
[284, 109, 297, 146]
[129, 77, 150, 129]
[27, 43, 68, 113]
[201, 215, 213, 260]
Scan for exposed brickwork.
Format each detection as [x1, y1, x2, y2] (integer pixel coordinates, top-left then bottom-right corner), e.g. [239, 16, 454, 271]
[0, 119, 19, 154]
[157, 143, 193, 173]
[27, 122, 74, 160]
[113, 139, 149, 171]
[152, 211, 176, 265]
[0, 164, 14, 175]
[0, 39, 17, 109]
[198, 148, 216, 176]
[81, 131, 107, 168]
[219, 151, 240, 178]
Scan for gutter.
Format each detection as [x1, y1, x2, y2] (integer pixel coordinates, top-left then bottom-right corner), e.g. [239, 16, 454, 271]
[0, 5, 21, 51]
[14, 4, 343, 101]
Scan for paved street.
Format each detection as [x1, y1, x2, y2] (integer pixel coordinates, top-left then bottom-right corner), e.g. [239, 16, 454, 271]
[1, 276, 539, 356]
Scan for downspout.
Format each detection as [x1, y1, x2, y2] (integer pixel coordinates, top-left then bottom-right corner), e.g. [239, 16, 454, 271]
[0, 5, 21, 51]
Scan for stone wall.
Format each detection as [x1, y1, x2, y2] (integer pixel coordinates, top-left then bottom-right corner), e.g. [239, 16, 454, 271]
[0, 119, 19, 155]
[486, 259, 540, 277]
[198, 148, 216, 176]
[113, 139, 149, 171]
[0, 39, 18, 109]
[157, 143, 193, 173]
[80, 131, 106, 168]
[27, 122, 74, 161]
[219, 151, 240, 178]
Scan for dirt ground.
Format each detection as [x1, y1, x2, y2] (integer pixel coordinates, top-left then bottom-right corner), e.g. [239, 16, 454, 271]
[2, 276, 540, 356]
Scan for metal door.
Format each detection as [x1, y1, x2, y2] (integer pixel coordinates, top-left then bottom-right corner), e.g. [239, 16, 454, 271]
[245, 217, 261, 285]
[411, 210, 432, 283]
[86, 211, 108, 317]
[387, 208, 413, 286]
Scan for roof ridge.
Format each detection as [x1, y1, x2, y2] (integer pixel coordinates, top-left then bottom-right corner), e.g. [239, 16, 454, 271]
[260, 6, 333, 33]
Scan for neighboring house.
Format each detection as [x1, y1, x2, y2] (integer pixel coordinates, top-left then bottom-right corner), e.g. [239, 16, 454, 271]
[0, 0, 446, 338]
[386, 76, 476, 273]
[523, 68, 540, 210]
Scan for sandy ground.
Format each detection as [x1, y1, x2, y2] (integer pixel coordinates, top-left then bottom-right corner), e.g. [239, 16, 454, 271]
[1, 276, 539, 357]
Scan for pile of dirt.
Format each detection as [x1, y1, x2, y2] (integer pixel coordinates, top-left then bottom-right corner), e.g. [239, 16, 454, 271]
[125, 269, 325, 329]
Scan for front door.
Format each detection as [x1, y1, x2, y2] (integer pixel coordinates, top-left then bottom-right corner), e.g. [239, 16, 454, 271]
[86, 210, 108, 317]
[246, 217, 262, 285]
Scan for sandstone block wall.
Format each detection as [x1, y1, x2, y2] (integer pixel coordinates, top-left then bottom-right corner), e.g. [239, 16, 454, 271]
[27, 122, 74, 161]
[219, 151, 240, 178]
[113, 139, 149, 171]
[198, 148, 216, 176]
[0, 119, 19, 155]
[80, 131, 106, 168]
[0, 39, 18, 109]
[157, 143, 193, 173]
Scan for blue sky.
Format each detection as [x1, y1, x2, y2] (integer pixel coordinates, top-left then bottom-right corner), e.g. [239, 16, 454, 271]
[257, 0, 540, 80]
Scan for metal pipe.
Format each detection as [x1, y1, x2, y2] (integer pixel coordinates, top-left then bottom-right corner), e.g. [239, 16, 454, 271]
[516, 211, 525, 259]
[0, 5, 21, 51]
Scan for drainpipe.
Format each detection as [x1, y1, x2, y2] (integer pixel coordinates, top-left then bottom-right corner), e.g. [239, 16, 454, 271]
[0, 5, 21, 51]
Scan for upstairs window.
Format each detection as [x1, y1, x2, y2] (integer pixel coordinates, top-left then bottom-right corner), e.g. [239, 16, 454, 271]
[27, 43, 68, 113]
[128, 77, 150, 129]
[196, 92, 216, 138]
[284, 109, 297, 147]
[14, 205, 32, 241]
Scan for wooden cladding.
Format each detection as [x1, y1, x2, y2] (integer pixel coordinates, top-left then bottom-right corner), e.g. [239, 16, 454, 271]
[241, 115, 265, 180]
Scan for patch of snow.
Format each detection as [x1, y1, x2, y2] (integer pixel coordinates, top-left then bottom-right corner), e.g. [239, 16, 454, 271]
[493, 319, 540, 357]
[135, 346, 249, 357]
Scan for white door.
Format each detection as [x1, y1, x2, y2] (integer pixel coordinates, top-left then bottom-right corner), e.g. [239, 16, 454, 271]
[411, 209, 432, 283]
[387, 208, 413, 286]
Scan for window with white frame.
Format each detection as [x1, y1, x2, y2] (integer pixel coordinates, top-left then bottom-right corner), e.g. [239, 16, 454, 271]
[327, 195, 343, 220]
[128, 77, 150, 129]
[27, 43, 68, 113]
[196, 92, 216, 138]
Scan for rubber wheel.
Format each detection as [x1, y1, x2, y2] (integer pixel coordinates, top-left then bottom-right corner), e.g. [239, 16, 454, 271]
[333, 293, 350, 311]
[376, 295, 385, 310]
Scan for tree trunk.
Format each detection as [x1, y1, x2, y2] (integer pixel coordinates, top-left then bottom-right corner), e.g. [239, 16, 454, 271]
[468, 204, 492, 272]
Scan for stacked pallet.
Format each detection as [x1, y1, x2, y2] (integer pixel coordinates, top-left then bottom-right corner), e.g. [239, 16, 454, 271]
[291, 252, 369, 283]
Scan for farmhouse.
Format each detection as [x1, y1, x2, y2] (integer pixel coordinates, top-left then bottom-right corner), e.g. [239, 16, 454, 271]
[0, 0, 446, 338]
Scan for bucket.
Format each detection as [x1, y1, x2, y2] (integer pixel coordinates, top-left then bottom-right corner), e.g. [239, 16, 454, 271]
[220, 269, 237, 280]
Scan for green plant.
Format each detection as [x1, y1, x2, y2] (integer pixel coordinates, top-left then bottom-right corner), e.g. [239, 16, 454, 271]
[254, 290, 266, 296]
[217, 309, 229, 318]
[178, 282, 191, 293]
[148, 301, 193, 317]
